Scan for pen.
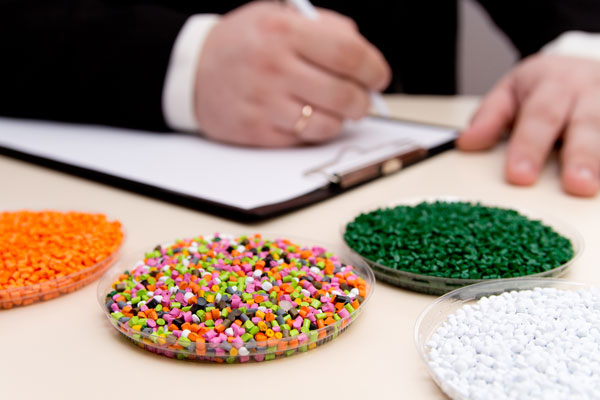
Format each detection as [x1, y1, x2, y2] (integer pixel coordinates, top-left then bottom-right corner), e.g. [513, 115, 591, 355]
[286, 0, 391, 117]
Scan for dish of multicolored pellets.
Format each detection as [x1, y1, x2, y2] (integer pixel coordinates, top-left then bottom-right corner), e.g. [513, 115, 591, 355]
[100, 233, 373, 363]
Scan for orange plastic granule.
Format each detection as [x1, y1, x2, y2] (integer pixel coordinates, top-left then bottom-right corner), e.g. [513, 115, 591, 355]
[0, 210, 123, 308]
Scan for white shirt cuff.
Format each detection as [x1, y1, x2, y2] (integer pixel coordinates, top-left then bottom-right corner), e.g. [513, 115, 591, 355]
[542, 31, 600, 63]
[162, 14, 220, 132]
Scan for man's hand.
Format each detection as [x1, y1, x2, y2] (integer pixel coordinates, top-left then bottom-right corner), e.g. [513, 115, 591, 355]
[458, 54, 600, 197]
[193, 2, 390, 147]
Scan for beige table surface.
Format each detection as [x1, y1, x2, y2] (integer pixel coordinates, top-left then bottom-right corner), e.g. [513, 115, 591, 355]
[1, 95, 599, 399]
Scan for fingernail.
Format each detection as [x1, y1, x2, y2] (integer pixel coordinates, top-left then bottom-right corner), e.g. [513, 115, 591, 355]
[515, 158, 534, 174]
[576, 166, 595, 181]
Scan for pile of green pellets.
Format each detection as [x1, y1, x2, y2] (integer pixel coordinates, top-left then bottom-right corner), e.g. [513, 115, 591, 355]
[344, 201, 574, 280]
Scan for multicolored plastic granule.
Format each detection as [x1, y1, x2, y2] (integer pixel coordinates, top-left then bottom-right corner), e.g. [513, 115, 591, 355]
[104, 233, 370, 363]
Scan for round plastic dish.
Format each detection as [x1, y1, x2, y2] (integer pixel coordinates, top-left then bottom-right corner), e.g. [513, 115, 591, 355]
[414, 278, 594, 400]
[97, 234, 375, 363]
[0, 210, 124, 309]
[0, 246, 121, 309]
[341, 197, 584, 295]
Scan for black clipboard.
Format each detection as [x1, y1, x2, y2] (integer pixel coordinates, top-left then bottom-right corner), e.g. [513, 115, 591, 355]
[0, 116, 456, 221]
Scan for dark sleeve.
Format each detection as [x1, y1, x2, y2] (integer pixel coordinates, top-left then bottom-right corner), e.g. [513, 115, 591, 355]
[475, 0, 600, 58]
[0, 0, 191, 131]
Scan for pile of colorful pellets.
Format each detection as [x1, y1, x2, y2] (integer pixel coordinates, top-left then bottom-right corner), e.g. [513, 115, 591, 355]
[104, 234, 370, 363]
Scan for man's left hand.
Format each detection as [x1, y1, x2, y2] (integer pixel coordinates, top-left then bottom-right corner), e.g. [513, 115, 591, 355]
[458, 54, 600, 197]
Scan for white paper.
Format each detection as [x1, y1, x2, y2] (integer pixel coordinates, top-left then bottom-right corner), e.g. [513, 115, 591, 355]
[0, 117, 456, 210]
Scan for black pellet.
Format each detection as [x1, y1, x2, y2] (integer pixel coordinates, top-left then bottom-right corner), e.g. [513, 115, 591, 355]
[172, 318, 184, 328]
[115, 283, 126, 292]
[246, 308, 257, 316]
[145, 299, 158, 309]
[288, 308, 299, 319]
[334, 295, 350, 304]
[240, 314, 249, 323]
[276, 316, 285, 326]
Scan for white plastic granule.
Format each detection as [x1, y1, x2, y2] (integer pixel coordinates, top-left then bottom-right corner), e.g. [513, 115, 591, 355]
[426, 287, 600, 400]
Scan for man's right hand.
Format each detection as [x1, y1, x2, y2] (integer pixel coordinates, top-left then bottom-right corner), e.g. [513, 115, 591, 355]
[193, 2, 391, 147]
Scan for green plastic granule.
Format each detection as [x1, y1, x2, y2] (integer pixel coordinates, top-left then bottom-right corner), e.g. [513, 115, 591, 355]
[344, 201, 574, 279]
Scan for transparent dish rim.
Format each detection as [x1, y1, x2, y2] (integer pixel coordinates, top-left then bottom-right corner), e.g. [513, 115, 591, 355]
[0, 210, 124, 304]
[97, 232, 376, 359]
[413, 277, 596, 400]
[339, 195, 584, 284]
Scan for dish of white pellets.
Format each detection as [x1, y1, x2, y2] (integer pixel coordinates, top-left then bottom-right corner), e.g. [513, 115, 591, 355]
[415, 279, 600, 400]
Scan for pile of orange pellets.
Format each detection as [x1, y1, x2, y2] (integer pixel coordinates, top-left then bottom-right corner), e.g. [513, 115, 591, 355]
[0, 210, 123, 308]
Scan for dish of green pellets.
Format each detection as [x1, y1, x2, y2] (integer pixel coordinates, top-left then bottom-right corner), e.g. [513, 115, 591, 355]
[343, 200, 581, 295]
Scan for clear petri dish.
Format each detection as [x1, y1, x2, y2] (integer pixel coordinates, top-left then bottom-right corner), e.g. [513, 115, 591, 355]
[414, 278, 596, 400]
[97, 233, 375, 363]
[341, 197, 584, 295]
[0, 211, 124, 309]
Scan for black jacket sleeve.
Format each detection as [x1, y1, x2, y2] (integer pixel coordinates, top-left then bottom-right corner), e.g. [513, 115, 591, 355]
[476, 0, 600, 58]
[0, 0, 191, 131]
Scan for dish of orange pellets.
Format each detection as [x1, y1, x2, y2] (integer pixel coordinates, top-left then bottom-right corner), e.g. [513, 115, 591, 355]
[0, 210, 123, 309]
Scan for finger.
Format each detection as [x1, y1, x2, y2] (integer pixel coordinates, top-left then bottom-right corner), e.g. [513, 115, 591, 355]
[291, 17, 391, 91]
[267, 95, 343, 143]
[457, 75, 517, 151]
[217, 104, 303, 148]
[504, 82, 574, 186]
[315, 8, 358, 31]
[286, 58, 370, 120]
[560, 91, 600, 197]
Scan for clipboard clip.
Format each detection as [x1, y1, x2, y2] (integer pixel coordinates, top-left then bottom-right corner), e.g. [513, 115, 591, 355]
[304, 139, 427, 189]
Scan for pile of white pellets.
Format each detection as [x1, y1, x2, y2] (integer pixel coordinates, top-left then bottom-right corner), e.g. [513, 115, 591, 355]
[426, 287, 600, 399]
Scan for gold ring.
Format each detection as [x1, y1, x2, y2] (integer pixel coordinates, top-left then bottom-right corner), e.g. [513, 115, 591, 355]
[293, 105, 313, 135]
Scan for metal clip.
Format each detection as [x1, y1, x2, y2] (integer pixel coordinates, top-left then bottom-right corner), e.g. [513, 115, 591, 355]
[304, 140, 427, 189]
